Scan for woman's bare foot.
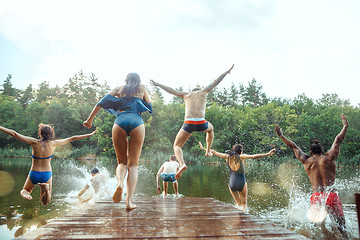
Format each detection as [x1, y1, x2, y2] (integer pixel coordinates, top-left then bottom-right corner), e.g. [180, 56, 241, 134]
[20, 190, 32, 200]
[113, 184, 123, 203]
[175, 165, 187, 179]
[38, 183, 49, 191]
[126, 203, 137, 210]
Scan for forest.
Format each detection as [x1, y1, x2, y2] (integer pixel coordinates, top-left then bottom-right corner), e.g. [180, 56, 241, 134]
[1, 72, 359, 165]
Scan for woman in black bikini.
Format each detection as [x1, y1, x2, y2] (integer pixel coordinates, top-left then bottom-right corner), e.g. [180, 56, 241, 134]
[0, 124, 96, 205]
[199, 142, 275, 212]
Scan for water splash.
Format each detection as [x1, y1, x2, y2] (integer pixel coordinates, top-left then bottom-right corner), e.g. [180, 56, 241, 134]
[258, 163, 360, 239]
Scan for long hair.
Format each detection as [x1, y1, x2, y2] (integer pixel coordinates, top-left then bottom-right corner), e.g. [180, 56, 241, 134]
[310, 140, 324, 155]
[38, 123, 55, 140]
[121, 73, 141, 97]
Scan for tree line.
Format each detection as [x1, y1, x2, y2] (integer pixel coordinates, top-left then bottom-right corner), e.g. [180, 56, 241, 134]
[1, 72, 359, 165]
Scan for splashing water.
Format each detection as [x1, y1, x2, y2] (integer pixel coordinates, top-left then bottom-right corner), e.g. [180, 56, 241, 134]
[256, 163, 360, 239]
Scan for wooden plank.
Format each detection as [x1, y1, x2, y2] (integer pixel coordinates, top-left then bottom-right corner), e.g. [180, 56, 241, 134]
[19, 197, 308, 239]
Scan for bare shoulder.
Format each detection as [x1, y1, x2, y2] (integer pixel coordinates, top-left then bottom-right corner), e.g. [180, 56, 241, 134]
[110, 86, 124, 97]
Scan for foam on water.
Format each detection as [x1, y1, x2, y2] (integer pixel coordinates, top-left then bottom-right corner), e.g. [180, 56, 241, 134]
[258, 165, 360, 239]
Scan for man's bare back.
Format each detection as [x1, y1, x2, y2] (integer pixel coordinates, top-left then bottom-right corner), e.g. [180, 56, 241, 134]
[275, 113, 348, 192]
[184, 91, 207, 119]
[303, 154, 337, 192]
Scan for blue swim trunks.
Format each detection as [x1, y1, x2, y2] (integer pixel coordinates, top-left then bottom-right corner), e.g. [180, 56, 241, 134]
[161, 173, 177, 183]
[29, 171, 52, 184]
[182, 118, 209, 134]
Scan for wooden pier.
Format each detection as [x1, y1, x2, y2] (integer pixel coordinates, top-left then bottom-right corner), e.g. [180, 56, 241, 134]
[19, 197, 308, 239]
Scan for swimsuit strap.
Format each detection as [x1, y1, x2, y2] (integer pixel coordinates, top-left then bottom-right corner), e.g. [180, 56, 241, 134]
[32, 154, 53, 160]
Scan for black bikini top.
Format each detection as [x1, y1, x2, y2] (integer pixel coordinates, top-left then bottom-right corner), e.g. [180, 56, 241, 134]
[32, 154, 53, 159]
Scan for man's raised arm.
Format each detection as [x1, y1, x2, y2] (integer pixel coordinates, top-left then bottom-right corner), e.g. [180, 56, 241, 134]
[203, 64, 234, 93]
[275, 124, 309, 163]
[328, 114, 348, 157]
[150, 80, 187, 98]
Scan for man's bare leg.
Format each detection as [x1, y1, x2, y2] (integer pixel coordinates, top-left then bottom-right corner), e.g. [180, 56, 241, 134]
[163, 182, 168, 196]
[173, 129, 191, 179]
[205, 123, 214, 156]
[113, 164, 127, 203]
[173, 181, 179, 195]
[38, 183, 51, 205]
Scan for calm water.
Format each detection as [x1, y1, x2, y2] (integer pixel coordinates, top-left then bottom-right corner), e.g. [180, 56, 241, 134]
[0, 157, 359, 239]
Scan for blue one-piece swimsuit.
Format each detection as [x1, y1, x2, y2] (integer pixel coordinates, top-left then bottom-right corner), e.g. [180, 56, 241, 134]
[97, 94, 152, 136]
[228, 154, 246, 192]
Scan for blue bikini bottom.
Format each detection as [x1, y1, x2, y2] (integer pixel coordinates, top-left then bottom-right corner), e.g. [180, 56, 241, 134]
[29, 171, 52, 184]
[114, 112, 144, 136]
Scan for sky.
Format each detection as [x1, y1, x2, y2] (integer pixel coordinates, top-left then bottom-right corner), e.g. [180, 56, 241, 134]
[0, 0, 359, 105]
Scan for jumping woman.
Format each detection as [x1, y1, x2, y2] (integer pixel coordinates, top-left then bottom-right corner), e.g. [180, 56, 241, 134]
[0, 124, 96, 205]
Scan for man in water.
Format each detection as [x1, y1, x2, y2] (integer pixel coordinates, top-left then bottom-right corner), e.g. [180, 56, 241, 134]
[156, 155, 180, 196]
[150, 64, 234, 179]
[78, 168, 108, 198]
[275, 114, 349, 238]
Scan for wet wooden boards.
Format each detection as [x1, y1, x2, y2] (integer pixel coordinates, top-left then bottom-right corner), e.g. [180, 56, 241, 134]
[19, 197, 308, 239]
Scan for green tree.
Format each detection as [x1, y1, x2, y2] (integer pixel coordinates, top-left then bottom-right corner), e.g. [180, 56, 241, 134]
[1, 74, 19, 98]
[239, 78, 268, 107]
[18, 84, 34, 109]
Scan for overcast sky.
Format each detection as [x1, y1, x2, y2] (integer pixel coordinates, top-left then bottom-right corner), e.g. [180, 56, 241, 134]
[1, 0, 359, 105]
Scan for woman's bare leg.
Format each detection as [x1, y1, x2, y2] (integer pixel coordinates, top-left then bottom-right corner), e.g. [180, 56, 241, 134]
[20, 176, 35, 200]
[239, 182, 248, 212]
[126, 124, 145, 210]
[38, 177, 52, 205]
[228, 185, 242, 207]
[112, 124, 129, 203]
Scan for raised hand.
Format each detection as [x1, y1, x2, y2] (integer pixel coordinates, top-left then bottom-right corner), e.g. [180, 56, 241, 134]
[275, 124, 283, 137]
[150, 79, 159, 87]
[341, 113, 348, 126]
[227, 64, 234, 74]
[268, 148, 276, 156]
[83, 120, 93, 129]
[198, 141, 206, 151]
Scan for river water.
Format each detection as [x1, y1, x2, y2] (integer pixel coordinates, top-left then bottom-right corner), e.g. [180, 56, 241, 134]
[0, 157, 359, 239]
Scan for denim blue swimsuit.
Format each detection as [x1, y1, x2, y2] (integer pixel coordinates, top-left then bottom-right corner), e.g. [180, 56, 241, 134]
[97, 94, 152, 135]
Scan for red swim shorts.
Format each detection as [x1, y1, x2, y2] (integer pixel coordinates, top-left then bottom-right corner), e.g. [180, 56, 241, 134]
[310, 192, 344, 216]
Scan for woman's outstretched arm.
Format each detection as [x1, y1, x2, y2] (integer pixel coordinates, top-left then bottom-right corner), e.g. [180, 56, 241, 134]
[53, 131, 97, 147]
[0, 125, 37, 145]
[241, 148, 276, 159]
[198, 142, 228, 159]
[83, 106, 102, 128]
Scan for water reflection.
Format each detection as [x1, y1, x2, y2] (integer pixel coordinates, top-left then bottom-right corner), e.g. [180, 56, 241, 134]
[0, 157, 359, 239]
